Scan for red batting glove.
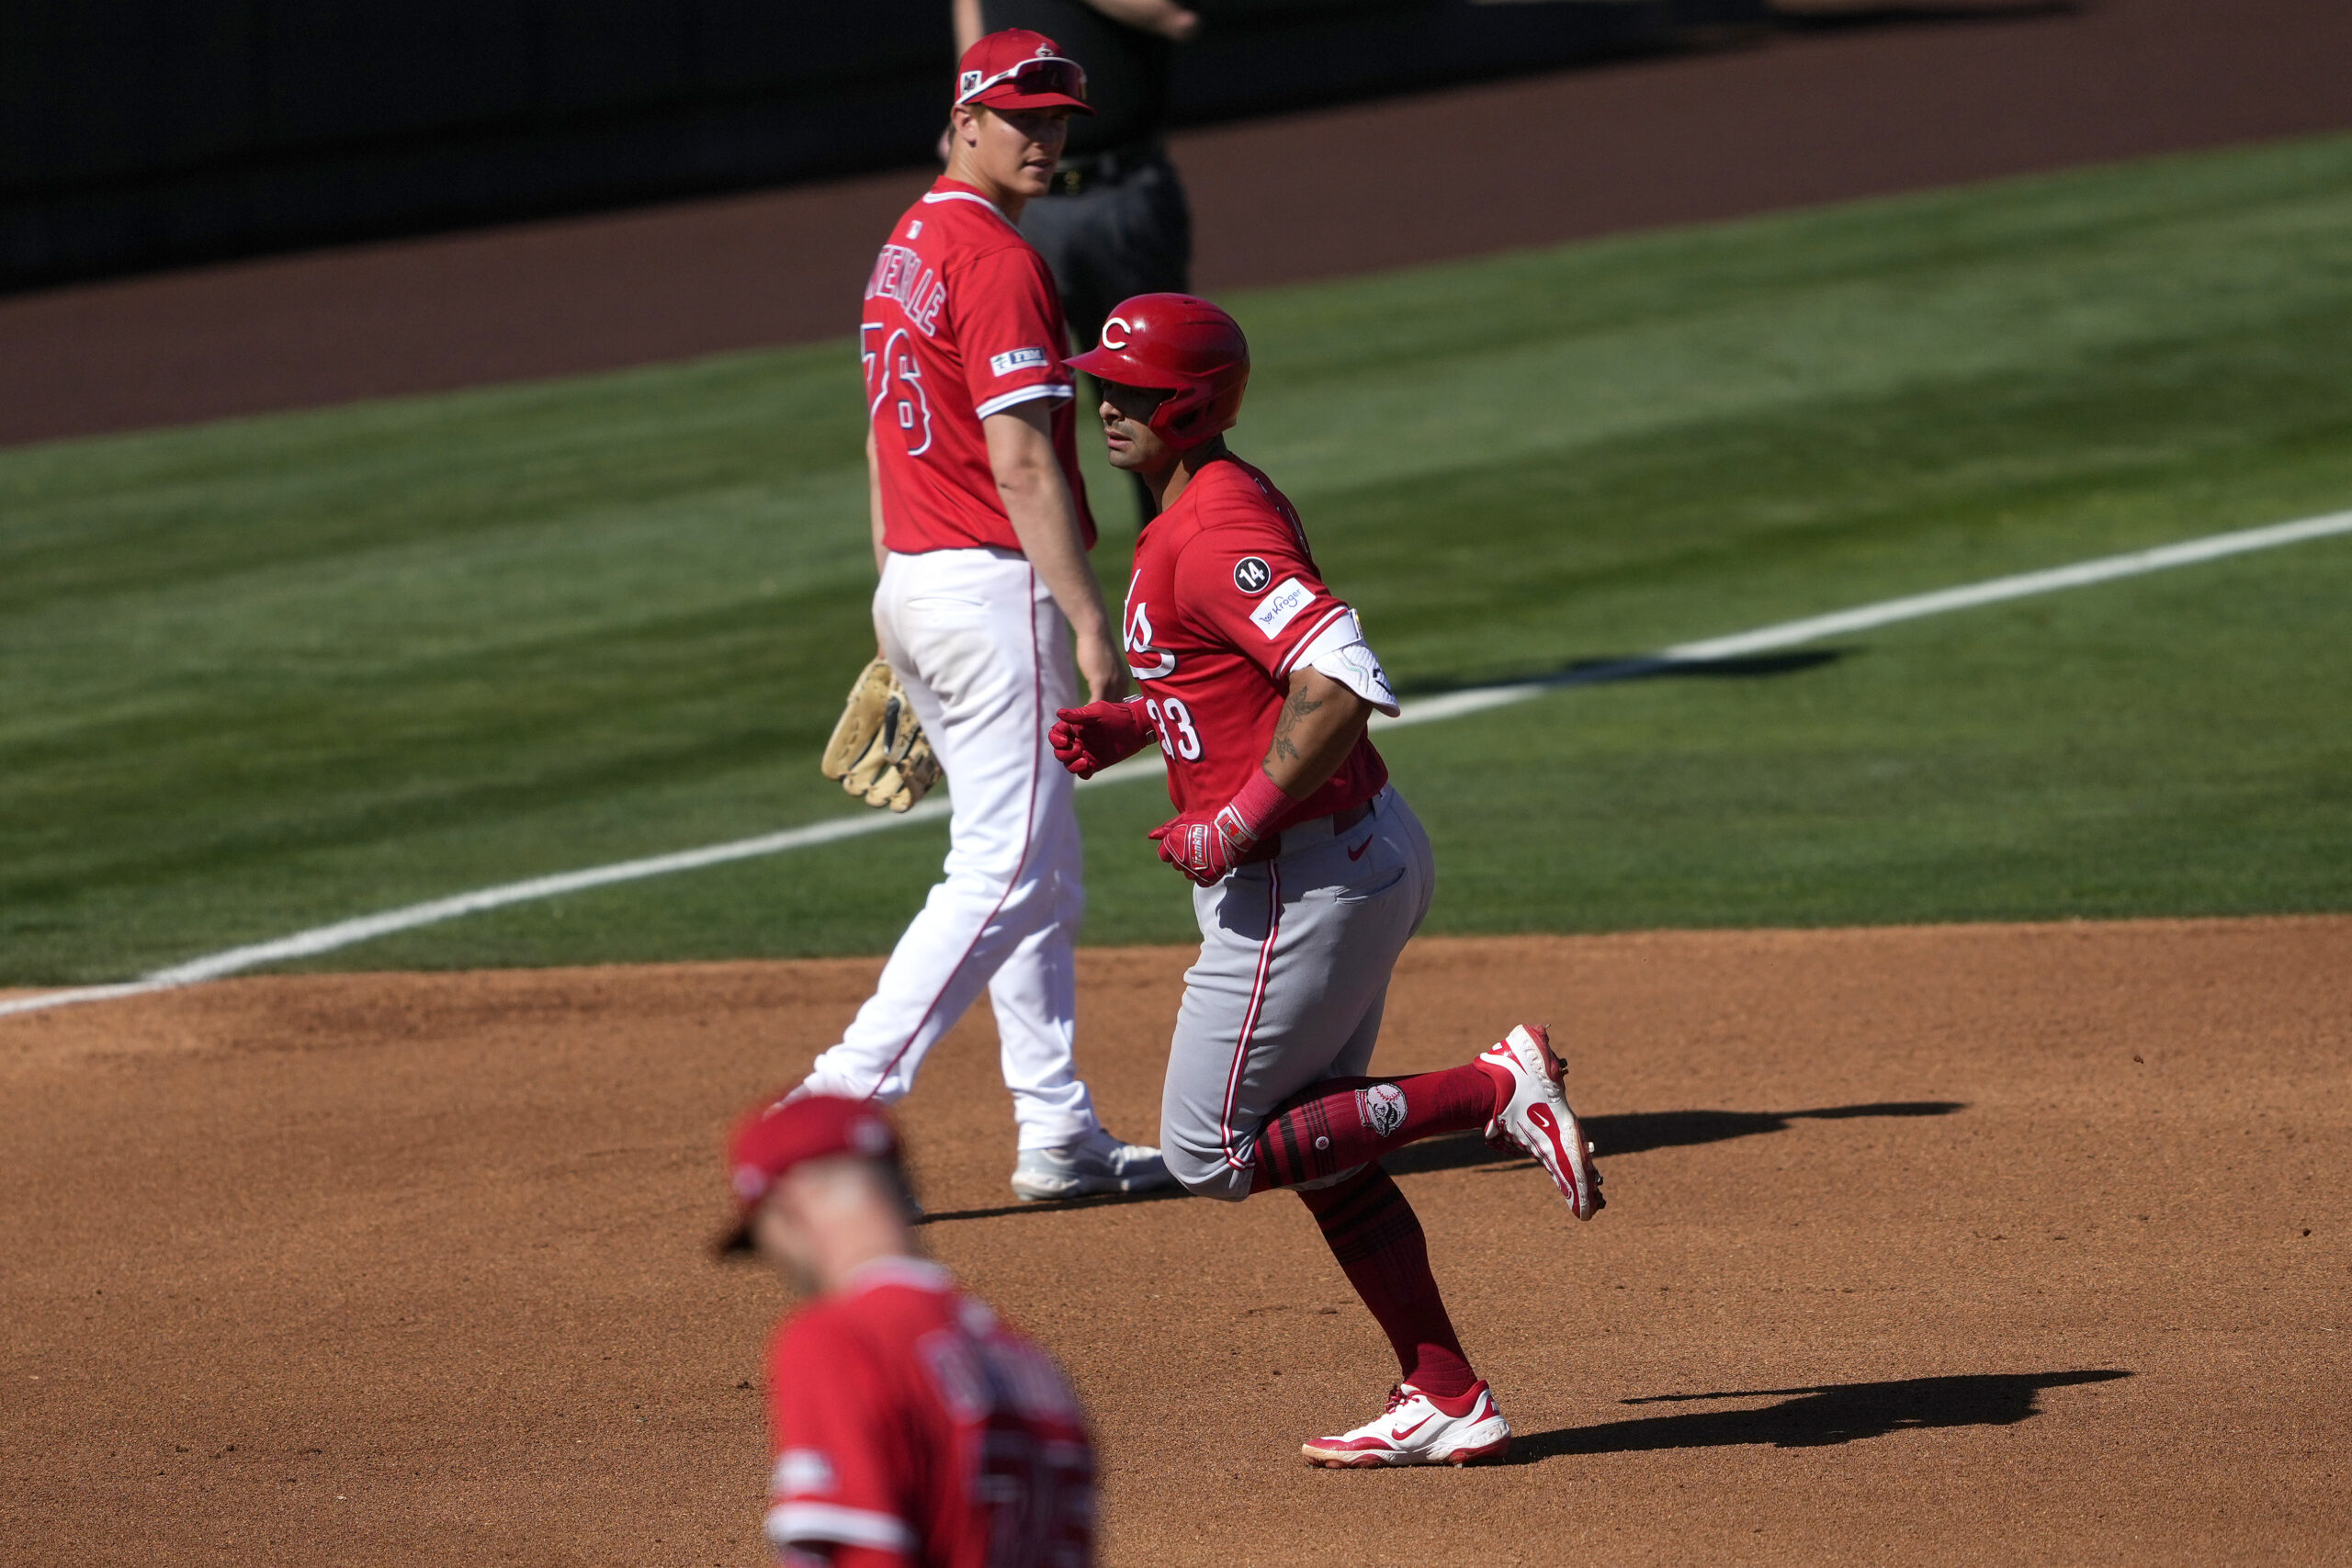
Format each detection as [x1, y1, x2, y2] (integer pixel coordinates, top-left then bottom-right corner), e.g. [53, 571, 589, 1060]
[1149, 769, 1295, 886]
[1050, 696, 1156, 779]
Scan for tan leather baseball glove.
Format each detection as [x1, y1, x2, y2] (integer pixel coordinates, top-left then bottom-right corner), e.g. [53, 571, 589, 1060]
[820, 656, 942, 812]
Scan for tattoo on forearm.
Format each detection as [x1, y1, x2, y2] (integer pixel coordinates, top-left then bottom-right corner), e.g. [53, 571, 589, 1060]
[1268, 685, 1326, 769]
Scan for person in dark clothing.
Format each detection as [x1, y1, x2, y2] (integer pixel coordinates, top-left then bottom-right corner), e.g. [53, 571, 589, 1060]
[954, 0, 1198, 518]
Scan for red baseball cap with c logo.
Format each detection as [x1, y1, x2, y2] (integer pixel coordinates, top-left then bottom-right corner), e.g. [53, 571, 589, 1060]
[955, 29, 1093, 115]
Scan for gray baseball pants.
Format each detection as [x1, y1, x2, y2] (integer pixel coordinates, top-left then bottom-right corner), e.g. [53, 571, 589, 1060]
[1159, 785, 1437, 1201]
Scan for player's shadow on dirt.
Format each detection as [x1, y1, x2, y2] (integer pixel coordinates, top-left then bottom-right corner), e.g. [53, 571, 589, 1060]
[1392, 648, 1842, 700]
[1504, 1370, 2130, 1461]
[919, 1101, 1963, 1221]
[914, 1185, 1195, 1225]
[1381, 1099, 1963, 1177]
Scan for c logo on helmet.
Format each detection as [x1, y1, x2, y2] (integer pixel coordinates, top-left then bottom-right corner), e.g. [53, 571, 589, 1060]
[1100, 316, 1131, 351]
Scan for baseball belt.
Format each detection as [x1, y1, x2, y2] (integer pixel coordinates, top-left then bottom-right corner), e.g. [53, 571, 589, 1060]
[1237, 799, 1374, 866]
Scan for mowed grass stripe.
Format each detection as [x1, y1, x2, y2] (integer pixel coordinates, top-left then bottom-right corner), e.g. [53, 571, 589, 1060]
[4, 133, 2350, 981]
[5, 503, 2345, 1019]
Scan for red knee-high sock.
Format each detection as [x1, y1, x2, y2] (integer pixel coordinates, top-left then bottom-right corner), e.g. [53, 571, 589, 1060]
[1250, 1063, 1499, 1192]
[1297, 1163, 1475, 1398]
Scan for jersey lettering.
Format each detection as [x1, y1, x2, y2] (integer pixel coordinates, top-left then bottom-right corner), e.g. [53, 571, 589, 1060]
[862, 177, 1093, 556]
[866, 243, 948, 335]
[773, 1273, 1093, 1568]
[1124, 594, 1177, 679]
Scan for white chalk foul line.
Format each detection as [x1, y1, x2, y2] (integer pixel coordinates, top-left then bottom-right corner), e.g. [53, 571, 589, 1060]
[4, 505, 2346, 1021]
[0, 800, 939, 1019]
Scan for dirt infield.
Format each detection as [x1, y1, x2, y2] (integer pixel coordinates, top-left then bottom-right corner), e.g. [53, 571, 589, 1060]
[6, 0, 2352, 447]
[5, 917, 2346, 1565]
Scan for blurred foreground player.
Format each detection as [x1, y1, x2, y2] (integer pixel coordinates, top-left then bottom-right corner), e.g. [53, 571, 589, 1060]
[1049, 295, 1606, 1467]
[720, 1093, 1096, 1566]
[797, 28, 1170, 1204]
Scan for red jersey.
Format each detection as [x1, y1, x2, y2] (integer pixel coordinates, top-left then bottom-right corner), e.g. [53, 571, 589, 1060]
[764, 1258, 1095, 1568]
[1122, 457, 1387, 825]
[862, 178, 1096, 557]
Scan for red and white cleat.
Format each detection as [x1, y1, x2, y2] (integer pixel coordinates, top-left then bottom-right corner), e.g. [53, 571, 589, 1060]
[1478, 1023, 1604, 1220]
[1301, 1382, 1512, 1469]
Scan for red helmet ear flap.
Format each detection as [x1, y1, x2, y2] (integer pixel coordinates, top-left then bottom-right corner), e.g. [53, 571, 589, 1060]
[1148, 367, 1250, 443]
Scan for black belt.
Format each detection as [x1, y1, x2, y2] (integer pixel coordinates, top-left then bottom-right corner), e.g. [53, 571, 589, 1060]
[1047, 140, 1162, 197]
[1237, 799, 1375, 865]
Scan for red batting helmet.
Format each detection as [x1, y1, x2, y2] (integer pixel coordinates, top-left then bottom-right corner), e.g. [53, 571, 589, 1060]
[1067, 293, 1250, 445]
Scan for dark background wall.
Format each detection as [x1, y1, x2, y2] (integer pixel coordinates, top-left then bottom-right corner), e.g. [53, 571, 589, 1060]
[0, 0, 1760, 292]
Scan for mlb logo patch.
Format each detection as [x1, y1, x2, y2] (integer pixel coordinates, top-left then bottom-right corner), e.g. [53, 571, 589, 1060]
[989, 346, 1050, 378]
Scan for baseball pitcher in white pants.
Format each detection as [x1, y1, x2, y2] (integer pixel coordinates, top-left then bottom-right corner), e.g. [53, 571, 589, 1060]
[801, 551, 1089, 1135]
[802, 61, 1170, 1201]
[800, 549, 1164, 1200]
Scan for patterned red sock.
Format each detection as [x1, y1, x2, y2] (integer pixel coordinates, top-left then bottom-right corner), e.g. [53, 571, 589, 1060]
[1295, 1164, 1476, 1398]
[1250, 1062, 1500, 1192]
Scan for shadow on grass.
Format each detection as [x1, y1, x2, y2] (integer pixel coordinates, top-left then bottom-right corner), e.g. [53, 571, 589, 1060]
[1503, 1370, 2130, 1461]
[1776, 2, 2079, 38]
[1392, 648, 1844, 699]
[1383, 1099, 1965, 1176]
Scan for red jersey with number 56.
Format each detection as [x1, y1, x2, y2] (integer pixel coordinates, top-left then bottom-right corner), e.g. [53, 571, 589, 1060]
[862, 177, 1096, 558]
[765, 1258, 1094, 1568]
[1124, 456, 1386, 826]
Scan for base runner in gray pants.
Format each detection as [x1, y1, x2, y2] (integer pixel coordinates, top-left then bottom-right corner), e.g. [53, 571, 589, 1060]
[1047, 292, 1605, 1468]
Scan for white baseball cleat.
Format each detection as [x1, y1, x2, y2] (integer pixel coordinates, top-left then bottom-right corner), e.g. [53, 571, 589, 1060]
[1009, 1128, 1172, 1201]
[1478, 1022, 1604, 1220]
[1301, 1382, 1512, 1468]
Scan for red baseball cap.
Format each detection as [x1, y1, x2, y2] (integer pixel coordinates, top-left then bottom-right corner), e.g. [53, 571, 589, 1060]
[955, 29, 1093, 115]
[717, 1092, 901, 1254]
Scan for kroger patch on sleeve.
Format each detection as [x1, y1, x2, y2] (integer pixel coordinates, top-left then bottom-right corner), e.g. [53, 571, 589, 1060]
[1250, 578, 1315, 640]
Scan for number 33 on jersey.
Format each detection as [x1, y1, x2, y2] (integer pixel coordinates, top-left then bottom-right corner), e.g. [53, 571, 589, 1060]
[1123, 456, 1396, 825]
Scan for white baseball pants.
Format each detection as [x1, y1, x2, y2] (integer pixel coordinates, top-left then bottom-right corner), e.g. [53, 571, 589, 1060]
[797, 547, 1101, 1150]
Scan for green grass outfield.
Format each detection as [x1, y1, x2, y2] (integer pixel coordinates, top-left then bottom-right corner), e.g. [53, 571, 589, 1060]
[6, 133, 2352, 986]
